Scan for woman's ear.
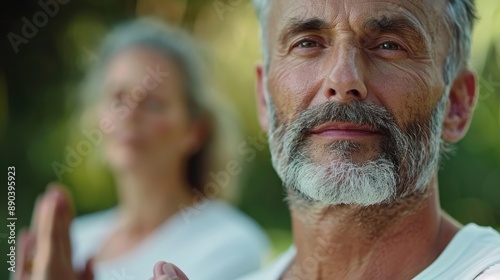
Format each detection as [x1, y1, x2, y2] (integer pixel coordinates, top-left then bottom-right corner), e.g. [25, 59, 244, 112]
[442, 70, 477, 143]
[256, 63, 269, 132]
[187, 115, 210, 155]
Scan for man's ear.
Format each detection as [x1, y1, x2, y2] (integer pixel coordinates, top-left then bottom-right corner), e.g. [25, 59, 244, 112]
[442, 70, 477, 143]
[256, 63, 270, 132]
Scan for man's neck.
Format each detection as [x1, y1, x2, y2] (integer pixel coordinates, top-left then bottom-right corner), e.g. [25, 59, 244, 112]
[285, 178, 460, 280]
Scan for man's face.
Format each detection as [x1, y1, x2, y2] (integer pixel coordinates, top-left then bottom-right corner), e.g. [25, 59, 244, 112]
[260, 0, 453, 205]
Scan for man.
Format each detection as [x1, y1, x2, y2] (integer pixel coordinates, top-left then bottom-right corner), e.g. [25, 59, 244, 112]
[245, 0, 500, 278]
[16, 0, 500, 279]
[150, 0, 500, 279]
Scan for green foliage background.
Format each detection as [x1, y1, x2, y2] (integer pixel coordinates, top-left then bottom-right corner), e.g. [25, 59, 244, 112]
[1, 0, 499, 278]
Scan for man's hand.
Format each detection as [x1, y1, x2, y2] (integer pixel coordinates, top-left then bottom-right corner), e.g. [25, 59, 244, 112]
[15, 184, 93, 280]
[149, 262, 189, 280]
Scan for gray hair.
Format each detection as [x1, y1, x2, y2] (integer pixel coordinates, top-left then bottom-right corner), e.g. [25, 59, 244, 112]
[81, 17, 208, 118]
[252, 0, 477, 85]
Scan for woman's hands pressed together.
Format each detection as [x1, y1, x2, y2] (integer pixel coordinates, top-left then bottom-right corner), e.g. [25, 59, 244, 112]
[15, 184, 190, 280]
[15, 184, 93, 280]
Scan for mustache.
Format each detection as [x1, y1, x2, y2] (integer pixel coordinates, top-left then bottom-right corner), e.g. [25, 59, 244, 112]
[283, 100, 399, 141]
[268, 100, 410, 187]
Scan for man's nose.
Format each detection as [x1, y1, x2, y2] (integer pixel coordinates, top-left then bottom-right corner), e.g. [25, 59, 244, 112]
[322, 47, 367, 103]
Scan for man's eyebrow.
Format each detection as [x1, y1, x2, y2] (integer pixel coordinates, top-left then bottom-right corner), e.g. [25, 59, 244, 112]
[362, 15, 426, 42]
[278, 17, 331, 43]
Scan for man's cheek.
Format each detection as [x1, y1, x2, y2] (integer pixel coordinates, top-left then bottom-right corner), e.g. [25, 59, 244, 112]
[366, 68, 428, 128]
[271, 71, 321, 122]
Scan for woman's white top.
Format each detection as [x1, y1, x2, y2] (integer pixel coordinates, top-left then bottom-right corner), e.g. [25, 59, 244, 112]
[71, 199, 270, 280]
[240, 223, 500, 280]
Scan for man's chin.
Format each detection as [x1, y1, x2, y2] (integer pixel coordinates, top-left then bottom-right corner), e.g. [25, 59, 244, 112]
[284, 158, 398, 207]
[291, 187, 394, 207]
[303, 140, 384, 164]
[305, 153, 384, 168]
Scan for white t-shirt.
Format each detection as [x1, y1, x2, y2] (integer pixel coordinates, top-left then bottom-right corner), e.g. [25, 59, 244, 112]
[240, 223, 500, 280]
[71, 199, 270, 280]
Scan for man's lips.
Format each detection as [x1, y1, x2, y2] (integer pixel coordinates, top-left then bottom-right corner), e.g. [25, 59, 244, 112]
[310, 122, 381, 138]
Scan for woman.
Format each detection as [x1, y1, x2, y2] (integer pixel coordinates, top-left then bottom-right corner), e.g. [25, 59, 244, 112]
[17, 18, 269, 280]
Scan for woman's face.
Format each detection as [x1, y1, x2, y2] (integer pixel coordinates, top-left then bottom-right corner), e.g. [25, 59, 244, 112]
[97, 47, 200, 174]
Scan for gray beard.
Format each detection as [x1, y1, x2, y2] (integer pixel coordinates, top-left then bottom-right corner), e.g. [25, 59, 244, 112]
[267, 95, 447, 207]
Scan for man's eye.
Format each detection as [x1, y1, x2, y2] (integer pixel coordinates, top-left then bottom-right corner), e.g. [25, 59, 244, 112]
[379, 42, 403, 50]
[296, 40, 320, 48]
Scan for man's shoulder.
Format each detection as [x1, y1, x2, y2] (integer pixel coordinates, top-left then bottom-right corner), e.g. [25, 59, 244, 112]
[414, 223, 500, 280]
[456, 223, 500, 250]
[239, 224, 500, 280]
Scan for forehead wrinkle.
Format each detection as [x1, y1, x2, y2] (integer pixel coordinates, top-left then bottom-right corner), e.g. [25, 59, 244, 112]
[268, 0, 446, 73]
[366, 0, 442, 39]
[273, 0, 435, 35]
[272, 1, 339, 30]
[278, 17, 332, 44]
[362, 14, 429, 49]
